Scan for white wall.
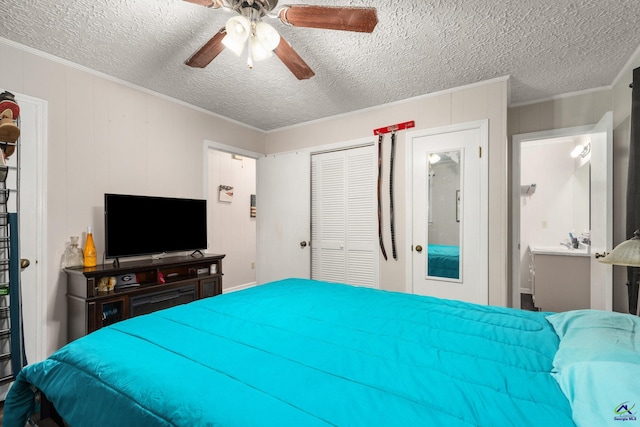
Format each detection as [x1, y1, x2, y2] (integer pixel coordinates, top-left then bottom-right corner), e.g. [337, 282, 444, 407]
[521, 140, 587, 247]
[265, 79, 510, 306]
[0, 40, 265, 356]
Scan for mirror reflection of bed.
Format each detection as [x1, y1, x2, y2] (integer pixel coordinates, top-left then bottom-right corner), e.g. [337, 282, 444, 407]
[427, 244, 459, 279]
[427, 150, 461, 280]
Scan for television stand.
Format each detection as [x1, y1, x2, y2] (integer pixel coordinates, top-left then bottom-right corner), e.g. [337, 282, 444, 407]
[191, 249, 204, 257]
[65, 253, 225, 342]
[151, 252, 167, 260]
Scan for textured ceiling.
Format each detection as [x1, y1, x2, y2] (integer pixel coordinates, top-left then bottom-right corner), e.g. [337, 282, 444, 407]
[1, 0, 639, 131]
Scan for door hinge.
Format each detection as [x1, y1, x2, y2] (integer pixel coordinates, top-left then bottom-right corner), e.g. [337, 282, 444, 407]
[479, 146, 482, 158]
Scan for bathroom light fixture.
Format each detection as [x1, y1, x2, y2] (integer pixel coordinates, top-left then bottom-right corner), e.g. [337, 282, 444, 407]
[429, 154, 441, 164]
[597, 230, 640, 267]
[570, 143, 591, 158]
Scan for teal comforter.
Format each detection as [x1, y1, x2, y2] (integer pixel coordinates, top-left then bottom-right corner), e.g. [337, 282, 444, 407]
[3, 279, 574, 426]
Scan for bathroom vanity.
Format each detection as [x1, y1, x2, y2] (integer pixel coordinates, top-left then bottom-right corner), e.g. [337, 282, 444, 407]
[529, 246, 590, 312]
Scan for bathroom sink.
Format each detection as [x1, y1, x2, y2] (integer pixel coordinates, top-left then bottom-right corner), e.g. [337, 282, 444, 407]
[529, 245, 590, 256]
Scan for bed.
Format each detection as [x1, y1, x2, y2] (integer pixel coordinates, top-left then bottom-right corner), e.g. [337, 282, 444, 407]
[4, 278, 640, 426]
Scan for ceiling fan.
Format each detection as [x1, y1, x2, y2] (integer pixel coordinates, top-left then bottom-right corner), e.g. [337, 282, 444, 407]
[183, 0, 378, 79]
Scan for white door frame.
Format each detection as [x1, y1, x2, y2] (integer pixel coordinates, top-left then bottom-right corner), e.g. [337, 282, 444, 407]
[202, 141, 263, 176]
[405, 120, 489, 298]
[511, 117, 612, 310]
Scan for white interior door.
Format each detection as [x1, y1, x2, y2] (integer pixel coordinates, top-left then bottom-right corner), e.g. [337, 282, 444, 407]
[411, 121, 488, 304]
[589, 111, 613, 310]
[0, 93, 47, 399]
[311, 151, 346, 283]
[256, 152, 310, 284]
[13, 94, 46, 363]
[311, 145, 378, 288]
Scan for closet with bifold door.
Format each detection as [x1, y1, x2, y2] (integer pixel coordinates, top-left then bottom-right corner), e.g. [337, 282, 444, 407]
[311, 145, 379, 288]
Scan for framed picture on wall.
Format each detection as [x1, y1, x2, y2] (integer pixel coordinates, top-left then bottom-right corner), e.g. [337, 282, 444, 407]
[219, 185, 234, 202]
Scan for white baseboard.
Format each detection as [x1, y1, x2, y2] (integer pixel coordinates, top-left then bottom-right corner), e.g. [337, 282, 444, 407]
[223, 282, 257, 293]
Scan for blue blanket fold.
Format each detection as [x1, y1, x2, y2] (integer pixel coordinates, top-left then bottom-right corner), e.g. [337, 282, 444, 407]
[3, 279, 574, 426]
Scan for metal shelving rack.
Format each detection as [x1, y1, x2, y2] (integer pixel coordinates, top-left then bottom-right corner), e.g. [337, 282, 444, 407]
[0, 122, 25, 385]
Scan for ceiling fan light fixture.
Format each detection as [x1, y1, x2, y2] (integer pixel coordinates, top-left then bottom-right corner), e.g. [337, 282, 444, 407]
[225, 15, 251, 44]
[222, 15, 251, 56]
[221, 34, 246, 56]
[254, 22, 280, 51]
[250, 36, 273, 62]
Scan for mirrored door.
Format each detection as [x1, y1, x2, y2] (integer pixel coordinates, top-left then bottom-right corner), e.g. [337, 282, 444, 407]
[411, 122, 488, 305]
[426, 150, 461, 280]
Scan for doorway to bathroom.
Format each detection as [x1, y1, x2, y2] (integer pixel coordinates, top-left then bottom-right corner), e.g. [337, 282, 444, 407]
[512, 112, 612, 312]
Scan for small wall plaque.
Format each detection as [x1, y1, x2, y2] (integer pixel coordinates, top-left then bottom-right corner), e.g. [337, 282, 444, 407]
[219, 185, 233, 202]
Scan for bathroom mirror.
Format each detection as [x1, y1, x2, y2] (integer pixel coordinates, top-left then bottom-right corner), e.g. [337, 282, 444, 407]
[427, 150, 461, 280]
[520, 137, 590, 256]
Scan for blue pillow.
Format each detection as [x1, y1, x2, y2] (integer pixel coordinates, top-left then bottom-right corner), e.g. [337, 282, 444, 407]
[546, 310, 640, 427]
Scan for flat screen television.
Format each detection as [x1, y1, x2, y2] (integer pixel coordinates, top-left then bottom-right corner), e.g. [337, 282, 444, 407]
[104, 193, 208, 260]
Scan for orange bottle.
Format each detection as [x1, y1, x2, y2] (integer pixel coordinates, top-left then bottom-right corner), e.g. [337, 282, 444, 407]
[83, 226, 97, 267]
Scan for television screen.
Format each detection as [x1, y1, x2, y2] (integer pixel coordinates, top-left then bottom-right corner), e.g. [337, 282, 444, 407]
[105, 193, 208, 259]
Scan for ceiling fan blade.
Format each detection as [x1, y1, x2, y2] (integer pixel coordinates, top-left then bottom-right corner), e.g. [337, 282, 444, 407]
[279, 5, 378, 33]
[185, 28, 227, 68]
[273, 37, 315, 80]
[182, 0, 222, 8]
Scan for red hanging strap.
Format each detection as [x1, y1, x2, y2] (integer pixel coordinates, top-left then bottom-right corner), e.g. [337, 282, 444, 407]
[373, 120, 415, 136]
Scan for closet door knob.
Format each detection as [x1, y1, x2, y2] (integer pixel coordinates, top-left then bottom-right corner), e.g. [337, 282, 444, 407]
[415, 245, 423, 253]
